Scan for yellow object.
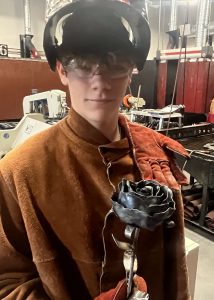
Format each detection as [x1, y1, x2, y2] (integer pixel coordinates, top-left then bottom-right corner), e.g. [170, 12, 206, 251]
[210, 99, 214, 114]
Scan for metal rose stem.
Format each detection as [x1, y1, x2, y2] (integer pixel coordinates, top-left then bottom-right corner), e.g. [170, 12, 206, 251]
[112, 179, 175, 298]
[126, 226, 140, 297]
[112, 225, 140, 298]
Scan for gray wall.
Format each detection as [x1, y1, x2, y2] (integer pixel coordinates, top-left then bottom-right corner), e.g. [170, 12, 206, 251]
[0, 0, 46, 55]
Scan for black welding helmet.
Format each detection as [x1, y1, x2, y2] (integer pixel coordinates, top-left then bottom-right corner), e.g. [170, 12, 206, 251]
[43, 0, 151, 72]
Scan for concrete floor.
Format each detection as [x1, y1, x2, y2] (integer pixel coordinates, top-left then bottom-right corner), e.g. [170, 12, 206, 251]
[185, 228, 214, 300]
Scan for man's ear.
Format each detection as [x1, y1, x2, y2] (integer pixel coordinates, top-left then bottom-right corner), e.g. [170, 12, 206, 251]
[56, 60, 68, 86]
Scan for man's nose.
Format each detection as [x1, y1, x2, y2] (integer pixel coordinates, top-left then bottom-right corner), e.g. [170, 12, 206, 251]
[90, 74, 111, 91]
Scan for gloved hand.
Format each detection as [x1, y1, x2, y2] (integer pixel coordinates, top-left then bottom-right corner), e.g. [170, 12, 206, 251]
[119, 115, 190, 190]
[94, 275, 147, 300]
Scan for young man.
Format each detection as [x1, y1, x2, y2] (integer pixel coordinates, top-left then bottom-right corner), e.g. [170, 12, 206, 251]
[0, 0, 190, 299]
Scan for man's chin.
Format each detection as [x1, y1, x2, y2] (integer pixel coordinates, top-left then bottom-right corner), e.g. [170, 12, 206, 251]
[84, 108, 118, 123]
[88, 110, 112, 121]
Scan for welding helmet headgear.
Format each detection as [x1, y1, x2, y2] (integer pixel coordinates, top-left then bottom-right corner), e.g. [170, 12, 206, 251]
[43, 0, 151, 71]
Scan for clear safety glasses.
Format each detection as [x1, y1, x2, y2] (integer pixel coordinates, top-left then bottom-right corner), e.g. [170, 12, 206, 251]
[63, 53, 134, 79]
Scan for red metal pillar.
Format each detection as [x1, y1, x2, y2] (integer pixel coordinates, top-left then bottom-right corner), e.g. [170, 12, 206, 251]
[157, 61, 167, 108]
[183, 60, 199, 112]
[194, 60, 210, 113]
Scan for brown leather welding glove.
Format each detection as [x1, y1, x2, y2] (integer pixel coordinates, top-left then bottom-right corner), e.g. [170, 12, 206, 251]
[119, 115, 190, 190]
[94, 275, 147, 300]
[94, 280, 126, 300]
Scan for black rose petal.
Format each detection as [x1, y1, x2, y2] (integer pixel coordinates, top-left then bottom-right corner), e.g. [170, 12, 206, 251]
[112, 179, 175, 231]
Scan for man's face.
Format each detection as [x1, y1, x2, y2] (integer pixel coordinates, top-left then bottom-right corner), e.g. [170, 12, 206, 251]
[57, 54, 133, 123]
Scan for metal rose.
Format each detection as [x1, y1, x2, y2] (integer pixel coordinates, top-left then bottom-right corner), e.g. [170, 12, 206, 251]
[112, 179, 175, 231]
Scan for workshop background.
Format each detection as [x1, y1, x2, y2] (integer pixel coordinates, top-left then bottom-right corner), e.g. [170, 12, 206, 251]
[0, 1, 214, 300]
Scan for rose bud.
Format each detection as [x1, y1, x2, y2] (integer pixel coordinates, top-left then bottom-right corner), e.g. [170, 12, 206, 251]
[112, 179, 175, 231]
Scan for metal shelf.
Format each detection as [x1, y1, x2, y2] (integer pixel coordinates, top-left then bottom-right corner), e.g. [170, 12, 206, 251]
[185, 219, 214, 242]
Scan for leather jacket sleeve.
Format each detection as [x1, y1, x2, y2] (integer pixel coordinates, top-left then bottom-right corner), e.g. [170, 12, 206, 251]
[0, 172, 50, 300]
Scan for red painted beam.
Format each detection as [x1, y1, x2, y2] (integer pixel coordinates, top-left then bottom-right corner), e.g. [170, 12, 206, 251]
[157, 62, 167, 108]
[195, 60, 209, 113]
[183, 61, 199, 112]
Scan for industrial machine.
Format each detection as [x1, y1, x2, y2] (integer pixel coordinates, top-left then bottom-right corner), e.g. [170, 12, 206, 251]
[122, 101, 184, 130]
[0, 114, 50, 159]
[0, 90, 68, 158]
[23, 89, 68, 119]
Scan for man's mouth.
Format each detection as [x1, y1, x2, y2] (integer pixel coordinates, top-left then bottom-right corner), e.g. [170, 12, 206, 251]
[85, 99, 114, 103]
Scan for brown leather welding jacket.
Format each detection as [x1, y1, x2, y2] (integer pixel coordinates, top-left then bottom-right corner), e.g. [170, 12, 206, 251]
[0, 108, 190, 300]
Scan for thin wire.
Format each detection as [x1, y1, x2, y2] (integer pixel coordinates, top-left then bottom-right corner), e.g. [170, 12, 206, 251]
[165, 27, 186, 135]
[166, 1, 189, 136]
[99, 209, 114, 293]
[182, 1, 189, 112]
